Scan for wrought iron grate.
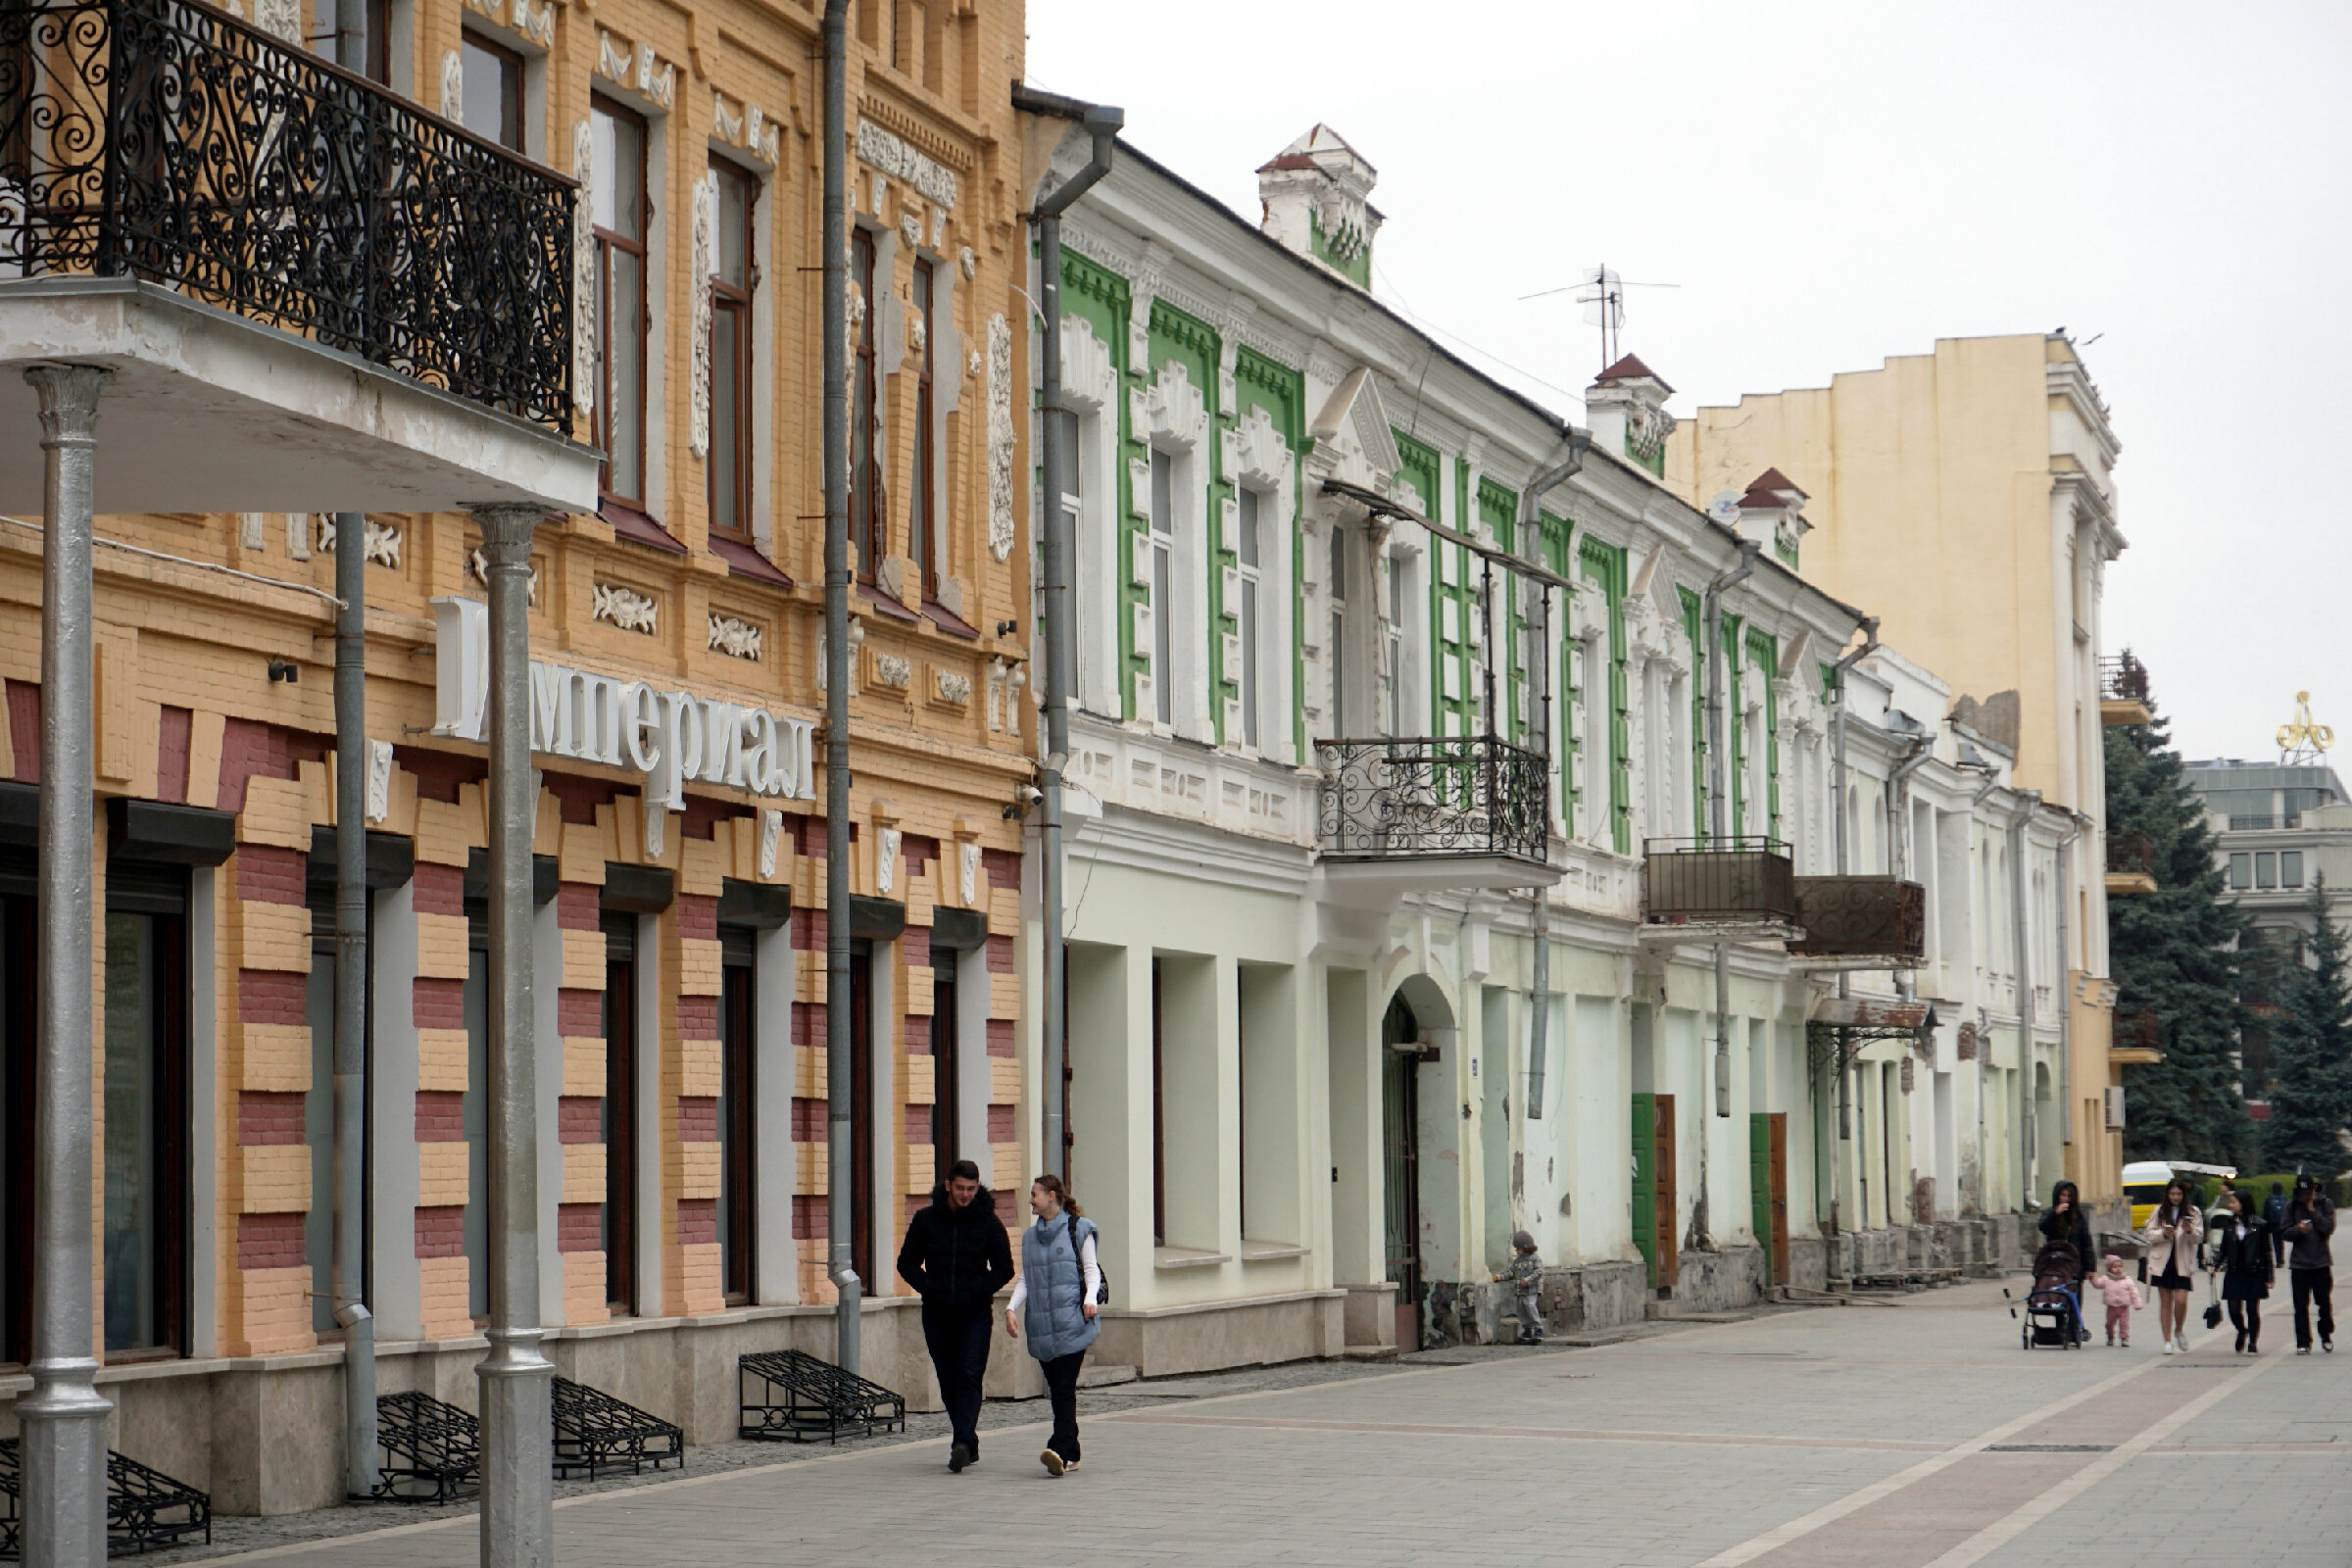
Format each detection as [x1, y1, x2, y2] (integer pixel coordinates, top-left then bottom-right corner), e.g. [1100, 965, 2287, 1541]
[0, 1438, 212, 1558]
[552, 1377, 683, 1481]
[1314, 736, 1550, 864]
[373, 1391, 480, 1504]
[738, 1349, 906, 1445]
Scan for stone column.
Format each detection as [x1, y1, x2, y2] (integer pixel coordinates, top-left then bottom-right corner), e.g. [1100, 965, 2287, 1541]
[470, 503, 553, 1568]
[19, 363, 113, 1568]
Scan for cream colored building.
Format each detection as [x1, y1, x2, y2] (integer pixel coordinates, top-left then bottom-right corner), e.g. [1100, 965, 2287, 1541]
[1665, 334, 2131, 1217]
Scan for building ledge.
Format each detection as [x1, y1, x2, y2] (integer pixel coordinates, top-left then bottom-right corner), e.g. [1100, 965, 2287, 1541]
[1153, 1245, 1233, 1271]
[1239, 1240, 1311, 1262]
[2109, 1047, 2163, 1065]
[2105, 872, 2157, 895]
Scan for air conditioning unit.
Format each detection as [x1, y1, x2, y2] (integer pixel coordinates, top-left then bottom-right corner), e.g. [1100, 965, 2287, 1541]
[2103, 1085, 2127, 1131]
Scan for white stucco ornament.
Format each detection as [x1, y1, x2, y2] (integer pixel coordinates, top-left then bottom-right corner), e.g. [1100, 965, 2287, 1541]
[572, 119, 597, 417]
[592, 582, 660, 634]
[758, 810, 782, 879]
[689, 172, 715, 459]
[959, 841, 980, 906]
[985, 313, 1015, 561]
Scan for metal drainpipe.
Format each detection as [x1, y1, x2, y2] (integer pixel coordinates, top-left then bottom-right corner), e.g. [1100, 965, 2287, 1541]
[1695, 539, 1758, 1249]
[21, 363, 112, 1568]
[2052, 814, 2082, 1176]
[331, 0, 375, 1504]
[1966, 768, 2000, 1215]
[820, 0, 859, 1374]
[2007, 791, 2042, 1215]
[1513, 435, 1586, 1119]
[1020, 87, 1123, 1180]
[1824, 619, 1877, 1239]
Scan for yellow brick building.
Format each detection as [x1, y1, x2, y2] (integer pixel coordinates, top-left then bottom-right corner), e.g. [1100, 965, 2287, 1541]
[0, 0, 1037, 1513]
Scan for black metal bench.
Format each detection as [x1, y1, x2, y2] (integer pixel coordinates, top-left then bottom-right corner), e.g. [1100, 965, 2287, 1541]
[551, 1378, 682, 1481]
[0, 1438, 212, 1558]
[738, 1349, 906, 1445]
[373, 1391, 480, 1504]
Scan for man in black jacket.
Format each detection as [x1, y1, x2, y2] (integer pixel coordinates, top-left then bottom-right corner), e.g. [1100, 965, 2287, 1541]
[897, 1159, 1015, 1470]
[2281, 1174, 2336, 1353]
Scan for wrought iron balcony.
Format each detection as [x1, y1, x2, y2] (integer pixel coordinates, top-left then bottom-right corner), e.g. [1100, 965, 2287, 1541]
[2112, 1005, 2161, 1061]
[2106, 831, 2156, 894]
[1788, 876, 1926, 968]
[1314, 735, 1548, 867]
[1642, 836, 1798, 933]
[0, 0, 572, 428]
[2098, 651, 2152, 725]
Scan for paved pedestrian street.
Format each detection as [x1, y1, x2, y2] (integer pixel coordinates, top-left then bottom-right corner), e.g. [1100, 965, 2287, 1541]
[209, 1282, 2347, 1568]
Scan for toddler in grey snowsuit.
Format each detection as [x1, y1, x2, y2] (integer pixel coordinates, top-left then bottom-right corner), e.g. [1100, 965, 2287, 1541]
[1502, 1231, 1544, 1344]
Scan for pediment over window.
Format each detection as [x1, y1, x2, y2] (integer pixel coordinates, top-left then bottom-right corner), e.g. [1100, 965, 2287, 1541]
[1306, 365, 1401, 490]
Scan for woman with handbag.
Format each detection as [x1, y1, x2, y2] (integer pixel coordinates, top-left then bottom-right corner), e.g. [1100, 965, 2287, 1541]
[2208, 1189, 2275, 1353]
[1006, 1173, 1102, 1477]
[2142, 1178, 2204, 1354]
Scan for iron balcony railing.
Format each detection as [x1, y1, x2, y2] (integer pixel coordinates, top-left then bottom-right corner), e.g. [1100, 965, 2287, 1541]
[1314, 735, 1548, 864]
[2107, 831, 2155, 879]
[2099, 651, 2150, 705]
[2115, 1006, 2160, 1053]
[1788, 876, 1926, 964]
[1642, 836, 1797, 927]
[0, 0, 572, 427]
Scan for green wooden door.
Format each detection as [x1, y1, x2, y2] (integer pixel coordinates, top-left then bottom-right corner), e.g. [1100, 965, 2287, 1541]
[1632, 1093, 1657, 1288]
[1749, 1113, 1773, 1287]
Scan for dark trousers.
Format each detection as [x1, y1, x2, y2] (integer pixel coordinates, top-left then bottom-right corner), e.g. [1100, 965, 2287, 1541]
[1041, 1349, 1086, 1462]
[922, 1300, 994, 1450]
[2228, 1298, 2261, 1347]
[2290, 1267, 2335, 1348]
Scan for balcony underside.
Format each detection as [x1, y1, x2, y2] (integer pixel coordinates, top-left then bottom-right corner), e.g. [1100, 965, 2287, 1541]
[2100, 698, 2153, 726]
[2105, 872, 2156, 895]
[1639, 917, 1805, 946]
[0, 279, 598, 514]
[1317, 853, 1563, 900]
[2109, 1046, 2162, 1065]
[1785, 951, 1924, 972]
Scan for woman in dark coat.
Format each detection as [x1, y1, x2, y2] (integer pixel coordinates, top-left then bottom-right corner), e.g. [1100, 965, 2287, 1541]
[2207, 1188, 2275, 1353]
[2038, 1180, 2097, 1341]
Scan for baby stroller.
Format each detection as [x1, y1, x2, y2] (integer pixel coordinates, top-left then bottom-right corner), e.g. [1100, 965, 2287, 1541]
[2011, 1239, 2085, 1349]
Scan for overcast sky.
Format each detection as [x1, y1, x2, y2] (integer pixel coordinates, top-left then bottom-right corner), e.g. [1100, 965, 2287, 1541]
[1024, 1, 2351, 765]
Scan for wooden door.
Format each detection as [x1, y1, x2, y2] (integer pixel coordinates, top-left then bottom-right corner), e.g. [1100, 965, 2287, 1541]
[1768, 1112, 1789, 1287]
[1749, 1113, 1773, 1286]
[1653, 1094, 1679, 1287]
[1631, 1093, 1657, 1289]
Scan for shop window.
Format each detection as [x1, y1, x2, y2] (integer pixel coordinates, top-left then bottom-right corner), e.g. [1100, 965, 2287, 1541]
[592, 98, 650, 508]
[602, 910, 639, 1313]
[718, 926, 758, 1304]
[459, 28, 524, 152]
[102, 866, 191, 1358]
[0, 891, 33, 1366]
[849, 942, 874, 1289]
[931, 951, 959, 1179]
[708, 158, 758, 541]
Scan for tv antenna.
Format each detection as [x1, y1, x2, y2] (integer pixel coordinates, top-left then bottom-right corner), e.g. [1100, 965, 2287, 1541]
[1518, 263, 1679, 372]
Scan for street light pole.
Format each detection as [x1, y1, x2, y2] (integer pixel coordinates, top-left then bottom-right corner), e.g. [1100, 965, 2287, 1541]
[19, 363, 113, 1568]
[471, 503, 553, 1568]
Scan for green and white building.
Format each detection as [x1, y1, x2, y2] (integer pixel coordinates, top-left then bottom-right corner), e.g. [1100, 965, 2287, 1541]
[1020, 118, 2059, 1365]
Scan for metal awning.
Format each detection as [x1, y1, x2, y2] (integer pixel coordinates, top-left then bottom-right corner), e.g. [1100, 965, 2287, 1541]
[1319, 477, 1578, 594]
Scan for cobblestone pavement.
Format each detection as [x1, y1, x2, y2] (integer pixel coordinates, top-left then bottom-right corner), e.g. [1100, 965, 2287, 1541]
[162, 1278, 2349, 1568]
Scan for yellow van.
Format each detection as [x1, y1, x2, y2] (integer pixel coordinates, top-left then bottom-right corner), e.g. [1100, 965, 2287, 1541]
[2122, 1159, 2237, 1231]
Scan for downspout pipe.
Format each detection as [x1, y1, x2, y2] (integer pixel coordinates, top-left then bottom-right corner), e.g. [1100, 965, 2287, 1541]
[2007, 791, 2042, 1214]
[331, 0, 375, 1506]
[2052, 812, 2083, 1170]
[1015, 84, 1122, 1180]
[1694, 539, 1758, 1248]
[1514, 432, 1588, 1120]
[821, 0, 858, 1374]
[1825, 619, 1877, 1238]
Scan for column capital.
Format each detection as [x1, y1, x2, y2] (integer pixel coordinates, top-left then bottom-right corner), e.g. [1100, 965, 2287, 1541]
[468, 503, 545, 562]
[23, 364, 111, 445]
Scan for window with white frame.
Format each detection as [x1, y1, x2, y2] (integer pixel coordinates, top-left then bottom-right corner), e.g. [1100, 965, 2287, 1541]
[1385, 545, 1418, 739]
[1579, 625, 1607, 844]
[1150, 448, 1175, 727]
[1328, 523, 1349, 735]
[1236, 486, 1264, 751]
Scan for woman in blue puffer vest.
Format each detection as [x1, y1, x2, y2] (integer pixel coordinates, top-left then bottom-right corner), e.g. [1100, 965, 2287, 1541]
[1004, 1173, 1101, 1477]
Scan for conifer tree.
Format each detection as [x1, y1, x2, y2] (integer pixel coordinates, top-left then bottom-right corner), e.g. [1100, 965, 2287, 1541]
[2104, 686, 2255, 1166]
[2263, 876, 2352, 1173]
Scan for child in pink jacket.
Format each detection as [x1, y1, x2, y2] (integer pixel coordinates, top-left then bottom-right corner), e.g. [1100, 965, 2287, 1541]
[2088, 1253, 2145, 1347]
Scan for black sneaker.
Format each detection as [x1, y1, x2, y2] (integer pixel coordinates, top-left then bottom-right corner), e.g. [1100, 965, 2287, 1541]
[950, 1442, 974, 1473]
